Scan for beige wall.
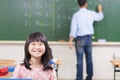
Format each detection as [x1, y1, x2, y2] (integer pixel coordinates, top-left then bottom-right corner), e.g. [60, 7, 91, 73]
[0, 41, 120, 80]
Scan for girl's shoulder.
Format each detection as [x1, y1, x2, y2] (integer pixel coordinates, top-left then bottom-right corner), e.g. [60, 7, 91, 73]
[15, 64, 26, 70]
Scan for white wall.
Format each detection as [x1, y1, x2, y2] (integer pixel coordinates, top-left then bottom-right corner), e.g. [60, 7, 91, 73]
[0, 41, 120, 80]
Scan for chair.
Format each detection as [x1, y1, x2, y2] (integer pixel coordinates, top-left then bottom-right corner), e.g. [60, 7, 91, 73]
[50, 59, 61, 80]
[111, 59, 120, 80]
[55, 59, 61, 80]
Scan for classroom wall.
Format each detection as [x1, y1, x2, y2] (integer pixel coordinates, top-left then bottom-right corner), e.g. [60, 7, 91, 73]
[0, 41, 120, 80]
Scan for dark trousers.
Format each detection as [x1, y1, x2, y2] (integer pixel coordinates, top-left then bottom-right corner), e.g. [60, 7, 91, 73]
[75, 35, 93, 80]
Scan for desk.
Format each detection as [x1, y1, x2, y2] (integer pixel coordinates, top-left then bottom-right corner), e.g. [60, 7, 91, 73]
[0, 59, 16, 78]
[0, 59, 15, 68]
[111, 59, 120, 80]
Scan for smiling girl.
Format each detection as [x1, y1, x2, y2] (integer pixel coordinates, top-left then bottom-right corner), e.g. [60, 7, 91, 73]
[13, 32, 57, 80]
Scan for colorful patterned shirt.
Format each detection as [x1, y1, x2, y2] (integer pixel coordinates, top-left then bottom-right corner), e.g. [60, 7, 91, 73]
[13, 64, 57, 80]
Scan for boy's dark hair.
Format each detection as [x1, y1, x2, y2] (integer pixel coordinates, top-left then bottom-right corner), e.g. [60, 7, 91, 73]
[22, 32, 53, 71]
[77, 0, 87, 7]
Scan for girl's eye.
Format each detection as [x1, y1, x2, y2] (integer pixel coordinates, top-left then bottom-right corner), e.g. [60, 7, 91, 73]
[39, 43, 44, 45]
[31, 43, 36, 45]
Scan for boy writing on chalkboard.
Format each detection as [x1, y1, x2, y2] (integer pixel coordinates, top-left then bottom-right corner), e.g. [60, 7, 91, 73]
[69, 0, 104, 80]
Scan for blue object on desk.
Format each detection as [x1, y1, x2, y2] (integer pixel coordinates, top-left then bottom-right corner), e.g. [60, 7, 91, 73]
[8, 66, 15, 72]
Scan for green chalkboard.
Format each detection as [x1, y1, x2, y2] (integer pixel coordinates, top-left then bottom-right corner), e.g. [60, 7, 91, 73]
[0, 0, 120, 41]
[93, 0, 120, 42]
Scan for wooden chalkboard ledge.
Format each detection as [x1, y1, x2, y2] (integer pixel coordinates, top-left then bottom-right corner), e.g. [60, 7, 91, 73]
[0, 41, 120, 46]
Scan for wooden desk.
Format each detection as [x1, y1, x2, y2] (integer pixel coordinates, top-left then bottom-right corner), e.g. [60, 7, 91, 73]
[0, 59, 15, 67]
[111, 59, 120, 80]
[0, 59, 16, 78]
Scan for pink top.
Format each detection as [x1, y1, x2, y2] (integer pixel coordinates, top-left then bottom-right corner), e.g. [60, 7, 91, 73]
[13, 64, 57, 80]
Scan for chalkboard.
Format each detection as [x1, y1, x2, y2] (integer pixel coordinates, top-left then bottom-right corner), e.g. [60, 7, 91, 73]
[0, 0, 120, 41]
[90, 0, 120, 42]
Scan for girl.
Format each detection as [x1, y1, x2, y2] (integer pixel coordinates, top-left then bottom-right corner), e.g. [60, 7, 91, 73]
[13, 32, 57, 80]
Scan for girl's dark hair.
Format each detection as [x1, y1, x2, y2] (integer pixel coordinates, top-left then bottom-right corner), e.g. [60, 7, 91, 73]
[77, 0, 87, 7]
[22, 32, 53, 71]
